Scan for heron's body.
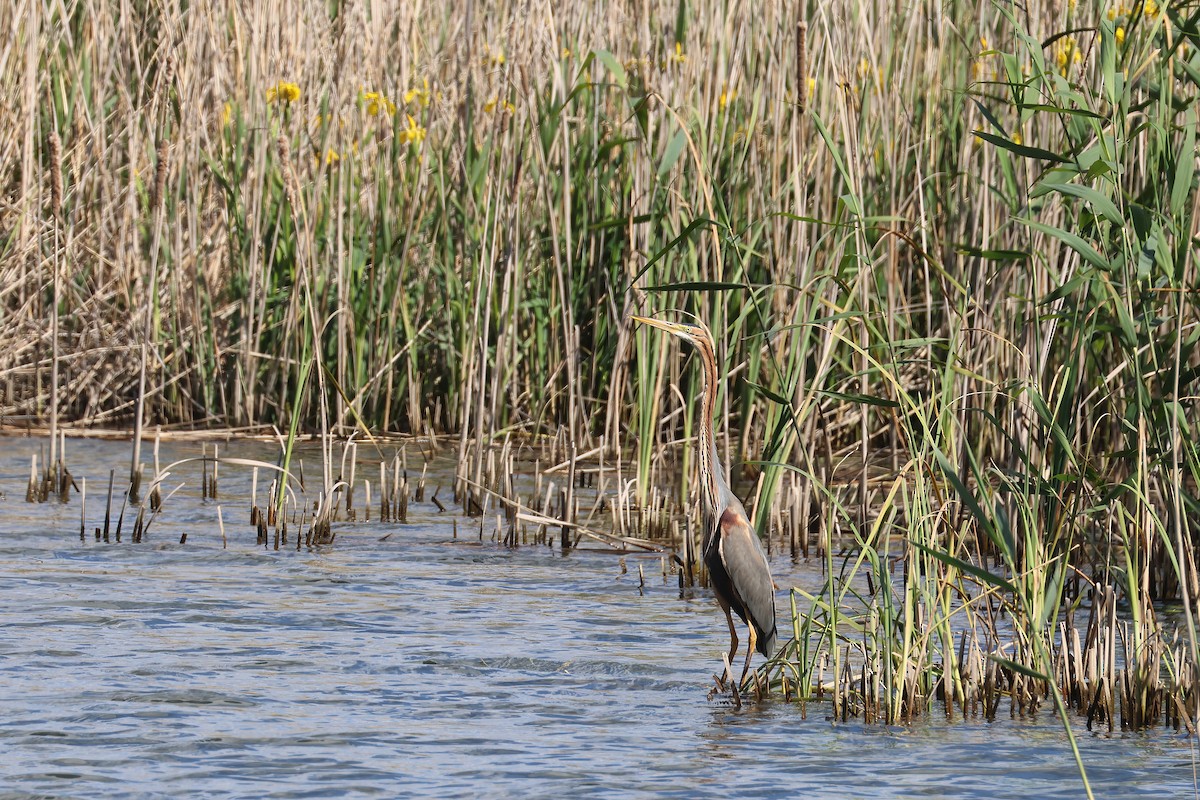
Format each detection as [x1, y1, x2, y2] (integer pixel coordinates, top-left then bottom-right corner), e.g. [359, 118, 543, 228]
[706, 497, 777, 659]
[633, 315, 778, 680]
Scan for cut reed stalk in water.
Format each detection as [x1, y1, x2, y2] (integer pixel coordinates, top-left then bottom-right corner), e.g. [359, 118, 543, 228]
[26, 453, 36, 503]
[114, 486, 127, 543]
[379, 461, 389, 522]
[102, 470, 114, 540]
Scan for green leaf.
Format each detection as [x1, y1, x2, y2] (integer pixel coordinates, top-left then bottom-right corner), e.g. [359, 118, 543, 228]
[594, 49, 627, 90]
[954, 244, 1029, 262]
[1040, 271, 1089, 304]
[909, 540, 1017, 595]
[990, 656, 1050, 682]
[811, 112, 853, 188]
[1023, 104, 1105, 120]
[588, 213, 653, 231]
[646, 280, 747, 292]
[932, 448, 1009, 561]
[968, 96, 1009, 137]
[1100, 20, 1121, 106]
[1171, 109, 1196, 219]
[1025, 387, 1079, 468]
[626, 217, 719, 288]
[1019, 218, 1111, 271]
[872, 336, 947, 350]
[1137, 225, 1159, 282]
[817, 389, 900, 408]
[1040, 182, 1123, 226]
[769, 211, 854, 229]
[674, 0, 687, 45]
[773, 310, 864, 330]
[658, 129, 688, 177]
[838, 193, 863, 217]
[745, 380, 793, 406]
[974, 129, 1070, 164]
[1037, 563, 1067, 631]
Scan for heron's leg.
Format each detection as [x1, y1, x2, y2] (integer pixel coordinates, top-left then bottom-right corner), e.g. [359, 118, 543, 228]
[740, 624, 759, 685]
[718, 596, 739, 673]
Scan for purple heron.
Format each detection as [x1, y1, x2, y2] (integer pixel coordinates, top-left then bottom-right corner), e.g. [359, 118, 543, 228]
[633, 315, 778, 684]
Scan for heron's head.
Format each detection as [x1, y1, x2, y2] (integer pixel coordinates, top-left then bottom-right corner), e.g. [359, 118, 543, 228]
[631, 315, 713, 348]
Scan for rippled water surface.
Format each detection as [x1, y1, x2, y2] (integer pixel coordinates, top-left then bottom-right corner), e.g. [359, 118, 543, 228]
[1, 438, 1196, 798]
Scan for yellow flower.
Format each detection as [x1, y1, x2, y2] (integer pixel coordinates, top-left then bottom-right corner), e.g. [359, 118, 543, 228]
[562, 47, 572, 59]
[266, 81, 300, 104]
[807, 76, 816, 97]
[482, 45, 505, 67]
[670, 42, 686, 64]
[362, 90, 396, 117]
[1143, 0, 1159, 17]
[1108, 8, 1117, 20]
[401, 114, 427, 145]
[623, 56, 650, 74]
[718, 84, 735, 111]
[1054, 37, 1081, 72]
[324, 148, 340, 164]
[980, 36, 989, 50]
[483, 97, 515, 114]
[222, 101, 233, 127]
[1115, 26, 1126, 45]
[404, 79, 431, 108]
[1011, 130, 1023, 145]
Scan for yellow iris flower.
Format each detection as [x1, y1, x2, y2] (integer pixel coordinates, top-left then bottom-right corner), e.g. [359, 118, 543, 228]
[266, 82, 301, 104]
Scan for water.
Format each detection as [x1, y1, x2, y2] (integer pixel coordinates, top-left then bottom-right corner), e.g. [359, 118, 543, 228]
[0, 438, 1195, 798]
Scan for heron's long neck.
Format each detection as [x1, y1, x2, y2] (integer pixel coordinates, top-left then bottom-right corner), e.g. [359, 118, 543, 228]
[695, 337, 728, 528]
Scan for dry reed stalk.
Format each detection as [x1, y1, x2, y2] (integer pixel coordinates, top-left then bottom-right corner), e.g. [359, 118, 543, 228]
[44, 127, 63, 496]
[78, 476, 86, 540]
[130, 131, 171, 502]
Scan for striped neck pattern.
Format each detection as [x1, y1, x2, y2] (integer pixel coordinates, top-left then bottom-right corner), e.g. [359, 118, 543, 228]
[694, 334, 726, 545]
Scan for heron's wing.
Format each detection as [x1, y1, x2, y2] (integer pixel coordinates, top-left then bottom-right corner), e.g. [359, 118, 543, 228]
[717, 506, 778, 657]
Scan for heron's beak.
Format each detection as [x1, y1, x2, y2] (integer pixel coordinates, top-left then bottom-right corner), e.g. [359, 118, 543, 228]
[631, 315, 686, 336]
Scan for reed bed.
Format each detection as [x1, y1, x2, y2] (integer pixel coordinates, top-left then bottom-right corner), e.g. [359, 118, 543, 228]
[3, 0, 1199, 778]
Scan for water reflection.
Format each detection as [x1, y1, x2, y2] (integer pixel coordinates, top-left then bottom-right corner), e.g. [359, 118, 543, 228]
[0, 438, 1194, 798]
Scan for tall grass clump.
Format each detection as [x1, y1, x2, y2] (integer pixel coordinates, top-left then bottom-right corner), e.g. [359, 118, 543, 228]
[682, 0, 1200, 758]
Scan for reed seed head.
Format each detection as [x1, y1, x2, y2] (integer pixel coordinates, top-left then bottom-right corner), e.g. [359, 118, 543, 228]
[796, 21, 808, 114]
[151, 138, 169, 214]
[276, 135, 298, 208]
